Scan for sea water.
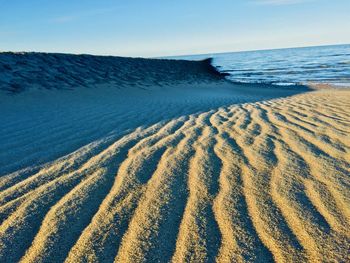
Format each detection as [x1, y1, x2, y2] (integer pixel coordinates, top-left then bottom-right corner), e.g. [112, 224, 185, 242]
[176, 44, 350, 86]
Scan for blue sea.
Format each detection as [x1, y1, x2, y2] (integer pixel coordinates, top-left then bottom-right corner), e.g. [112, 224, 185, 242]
[175, 44, 350, 86]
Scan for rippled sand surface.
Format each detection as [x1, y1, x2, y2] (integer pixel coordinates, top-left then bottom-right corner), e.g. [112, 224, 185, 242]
[0, 53, 349, 262]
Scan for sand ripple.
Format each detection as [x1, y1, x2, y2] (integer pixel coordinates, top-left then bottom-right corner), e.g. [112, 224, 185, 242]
[0, 88, 349, 262]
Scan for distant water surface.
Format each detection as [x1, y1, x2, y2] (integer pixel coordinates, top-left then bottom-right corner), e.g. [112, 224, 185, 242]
[172, 44, 350, 86]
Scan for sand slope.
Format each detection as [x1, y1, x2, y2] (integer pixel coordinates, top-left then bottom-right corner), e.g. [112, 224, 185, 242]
[0, 53, 349, 262]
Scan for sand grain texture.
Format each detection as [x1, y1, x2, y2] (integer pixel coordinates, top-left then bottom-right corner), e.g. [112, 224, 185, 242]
[0, 53, 349, 262]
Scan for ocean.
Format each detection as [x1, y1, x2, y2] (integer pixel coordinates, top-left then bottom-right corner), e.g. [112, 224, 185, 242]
[174, 44, 350, 86]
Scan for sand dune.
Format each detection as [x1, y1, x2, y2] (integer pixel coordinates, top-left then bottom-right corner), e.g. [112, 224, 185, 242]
[0, 53, 349, 262]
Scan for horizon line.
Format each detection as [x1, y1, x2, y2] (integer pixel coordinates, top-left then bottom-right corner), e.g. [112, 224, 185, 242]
[159, 42, 350, 59]
[1, 42, 349, 59]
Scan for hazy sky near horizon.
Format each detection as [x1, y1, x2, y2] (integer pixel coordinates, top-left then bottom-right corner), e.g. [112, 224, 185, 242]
[1, 0, 350, 57]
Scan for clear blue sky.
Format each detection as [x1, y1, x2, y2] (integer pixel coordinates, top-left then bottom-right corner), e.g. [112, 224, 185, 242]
[1, 0, 349, 57]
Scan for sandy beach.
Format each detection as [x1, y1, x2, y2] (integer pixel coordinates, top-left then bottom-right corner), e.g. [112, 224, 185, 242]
[0, 53, 349, 262]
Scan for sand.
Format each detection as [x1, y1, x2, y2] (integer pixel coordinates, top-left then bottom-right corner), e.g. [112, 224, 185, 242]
[0, 53, 349, 262]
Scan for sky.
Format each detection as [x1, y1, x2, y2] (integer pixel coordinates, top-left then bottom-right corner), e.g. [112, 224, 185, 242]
[0, 0, 350, 57]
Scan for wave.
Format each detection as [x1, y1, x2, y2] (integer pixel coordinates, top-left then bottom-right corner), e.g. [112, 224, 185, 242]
[202, 44, 350, 87]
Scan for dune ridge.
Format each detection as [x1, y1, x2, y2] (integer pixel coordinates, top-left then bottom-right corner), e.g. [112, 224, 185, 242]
[0, 53, 224, 93]
[0, 53, 349, 262]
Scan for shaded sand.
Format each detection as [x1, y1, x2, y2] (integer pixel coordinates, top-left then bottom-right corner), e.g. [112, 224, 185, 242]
[0, 53, 349, 262]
